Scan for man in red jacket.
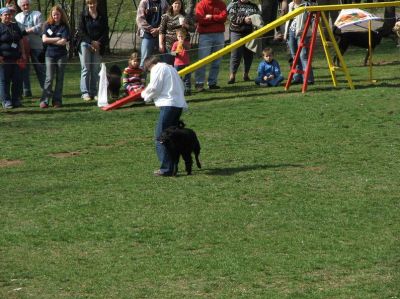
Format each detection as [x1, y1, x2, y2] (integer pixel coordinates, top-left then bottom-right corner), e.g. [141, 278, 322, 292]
[194, 0, 227, 91]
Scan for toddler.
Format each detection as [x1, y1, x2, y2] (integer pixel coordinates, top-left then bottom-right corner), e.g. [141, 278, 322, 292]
[171, 28, 191, 96]
[255, 48, 284, 87]
[122, 52, 145, 95]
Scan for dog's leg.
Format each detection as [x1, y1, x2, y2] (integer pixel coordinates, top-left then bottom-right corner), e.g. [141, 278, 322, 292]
[172, 153, 179, 176]
[182, 152, 193, 175]
[193, 145, 201, 169]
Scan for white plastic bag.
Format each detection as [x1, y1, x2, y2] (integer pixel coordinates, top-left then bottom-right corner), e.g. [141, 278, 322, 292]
[97, 63, 109, 107]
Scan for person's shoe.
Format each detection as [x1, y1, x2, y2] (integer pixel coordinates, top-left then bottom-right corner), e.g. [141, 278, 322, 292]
[39, 101, 48, 108]
[228, 74, 235, 84]
[153, 169, 173, 177]
[243, 74, 251, 81]
[208, 84, 220, 90]
[3, 101, 13, 109]
[82, 94, 92, 102]
[195, 84, 204, 92]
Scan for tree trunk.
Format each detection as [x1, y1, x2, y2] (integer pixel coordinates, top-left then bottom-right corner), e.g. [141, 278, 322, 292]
[97, 0, 110, 54]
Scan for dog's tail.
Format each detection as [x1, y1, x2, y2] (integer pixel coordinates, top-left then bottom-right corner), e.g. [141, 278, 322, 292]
[177, 120, 185, 128]
[193, 133, 201, 169]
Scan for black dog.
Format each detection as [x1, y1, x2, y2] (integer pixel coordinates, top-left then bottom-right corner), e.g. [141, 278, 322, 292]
[159, 121, 201, 176]
[107, 65, 122, 101]
[333, 26, 384, 66]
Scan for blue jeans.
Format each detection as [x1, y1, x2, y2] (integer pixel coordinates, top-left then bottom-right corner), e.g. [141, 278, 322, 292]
[140, 37, 158, 68]
[287, 30, 314, 83]
[0, 62, 22, 107]
[42, 55, 67, 105]
[22, 48, 46, 95]
[195, 32, 224, 86]
[255, 75, 284, 86]
[155, 106, 183, 174]
[175, 65, 191, 91]
[79, 42, 102, 98]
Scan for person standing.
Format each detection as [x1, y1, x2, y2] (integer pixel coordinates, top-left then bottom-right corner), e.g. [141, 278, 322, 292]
[159, 0, 193, 65]
[141, 56, 188, 177]
[40, 5, 70, 108]
[0, 7, 25, 109]
[77, 0, 109, 102]
[136, 0, 169, 68]
[15, 0, 45, 98]
[284, 0, 314, 85]
[260, 0, 288, 46]
[227, 0, 260, 84]
[194, 0, 227, 91]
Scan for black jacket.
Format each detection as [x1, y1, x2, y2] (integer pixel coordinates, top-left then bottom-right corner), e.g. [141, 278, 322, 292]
[78, 8, 109, 55]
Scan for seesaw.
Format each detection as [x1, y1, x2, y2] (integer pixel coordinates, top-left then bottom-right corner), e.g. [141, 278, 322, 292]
[101, 88, 144, 111]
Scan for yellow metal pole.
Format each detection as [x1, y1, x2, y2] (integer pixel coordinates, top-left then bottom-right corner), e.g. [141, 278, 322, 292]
[318, 12, 338, 87]
[320, 11, 355, 89]
[368, 20, 373, 82]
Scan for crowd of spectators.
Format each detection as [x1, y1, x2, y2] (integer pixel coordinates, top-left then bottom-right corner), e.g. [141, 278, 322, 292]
[0, 0, 397, 109]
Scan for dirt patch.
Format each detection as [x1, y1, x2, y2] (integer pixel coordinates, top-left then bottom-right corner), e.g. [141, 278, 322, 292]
[48, 151, 82, 158]
[0, 159, 24, 168]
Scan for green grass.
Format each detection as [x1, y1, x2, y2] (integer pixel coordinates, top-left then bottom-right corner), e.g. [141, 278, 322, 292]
[1, 39, 400, 298]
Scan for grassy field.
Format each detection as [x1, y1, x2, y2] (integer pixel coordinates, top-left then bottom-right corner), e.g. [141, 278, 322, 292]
[1, 39, 400, 298]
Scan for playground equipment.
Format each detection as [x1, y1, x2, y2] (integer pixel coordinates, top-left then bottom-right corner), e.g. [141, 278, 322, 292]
[101, 89, 144, 111]
[285, 10, 354, 93]
[178, 1, 400, 91]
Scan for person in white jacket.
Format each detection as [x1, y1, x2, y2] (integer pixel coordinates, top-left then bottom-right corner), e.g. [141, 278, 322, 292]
[284, 0, 314, 84]
[141, 56, 188, 176]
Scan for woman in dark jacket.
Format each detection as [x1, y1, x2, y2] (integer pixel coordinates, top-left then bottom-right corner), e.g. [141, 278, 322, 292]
[159, 0, 194, 65]
[78, 0, 109, 102]
[227, 0, 260, 84]
[0, 7, 25, 109]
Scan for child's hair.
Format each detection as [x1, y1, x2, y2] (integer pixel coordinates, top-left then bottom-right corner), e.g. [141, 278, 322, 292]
[129, 52, 140, 64]
[262, 47, 274, 56]
[47, 5, 69, 26]
[176, 27, 187, 38]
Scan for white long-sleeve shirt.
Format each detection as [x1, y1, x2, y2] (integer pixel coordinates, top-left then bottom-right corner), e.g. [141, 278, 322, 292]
[141, 62, 188, 109]
[15, 10, 43, 50]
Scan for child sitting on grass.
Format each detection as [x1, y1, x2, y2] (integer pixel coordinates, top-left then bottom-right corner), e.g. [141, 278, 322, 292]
[255, 47, 284, 87]
[171, 28, 191, 96]
[122, 51, 145, 95]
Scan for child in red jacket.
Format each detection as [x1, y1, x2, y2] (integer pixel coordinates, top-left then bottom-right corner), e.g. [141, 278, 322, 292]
[171, 28, 191, 96]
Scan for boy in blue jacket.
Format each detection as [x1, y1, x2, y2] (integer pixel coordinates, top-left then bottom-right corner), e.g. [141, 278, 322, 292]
[255, 47, 284, 87]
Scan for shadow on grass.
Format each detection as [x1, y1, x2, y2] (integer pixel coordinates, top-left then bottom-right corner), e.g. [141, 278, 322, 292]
[204, 163, 304, 176]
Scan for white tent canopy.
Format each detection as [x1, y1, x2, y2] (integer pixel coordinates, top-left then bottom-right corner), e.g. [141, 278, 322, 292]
[335, 9, 384, 32]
